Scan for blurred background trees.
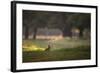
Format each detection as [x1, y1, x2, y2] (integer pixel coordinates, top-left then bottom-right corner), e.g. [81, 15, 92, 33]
[23, 10, 91, 40]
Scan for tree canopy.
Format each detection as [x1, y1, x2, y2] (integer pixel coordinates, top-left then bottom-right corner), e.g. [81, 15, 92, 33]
[23, 10, 91, 39]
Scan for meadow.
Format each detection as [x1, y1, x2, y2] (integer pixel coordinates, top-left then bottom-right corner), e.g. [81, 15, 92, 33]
[22, 38, 91, 63]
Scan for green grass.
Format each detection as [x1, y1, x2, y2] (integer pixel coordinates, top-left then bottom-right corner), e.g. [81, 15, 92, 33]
[22, 46, 91, 63]
[23, 38, 90, 51]
[22, 38, 91, 63]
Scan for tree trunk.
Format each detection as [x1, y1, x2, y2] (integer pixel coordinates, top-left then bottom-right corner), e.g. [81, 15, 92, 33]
[79, 28, 83, 37]
[33, 28, 37, 39]
[24, 25, 29, 39]
[63, 26, 72, 37]
[60, 13, 72, 37]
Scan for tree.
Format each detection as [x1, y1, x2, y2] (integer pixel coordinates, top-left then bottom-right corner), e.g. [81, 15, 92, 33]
[23, 10, 51, 39]
[23, 10, 91, 39]
[66, 13, 91, 37]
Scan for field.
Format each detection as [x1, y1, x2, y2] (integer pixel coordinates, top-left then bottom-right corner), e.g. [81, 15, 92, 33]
[22, 38, 91, 63]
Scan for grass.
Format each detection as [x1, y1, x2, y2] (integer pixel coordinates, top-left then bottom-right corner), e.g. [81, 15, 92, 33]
[23, 46, 90, 62]
[22, 38, 91, 63]
[22, 38, 90, 51]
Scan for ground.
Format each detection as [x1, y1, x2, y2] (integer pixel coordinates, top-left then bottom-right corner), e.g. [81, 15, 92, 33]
[22, 38, 91, 63]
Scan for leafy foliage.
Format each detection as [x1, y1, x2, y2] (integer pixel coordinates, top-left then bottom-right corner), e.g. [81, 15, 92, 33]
[23, 10, 91, 39]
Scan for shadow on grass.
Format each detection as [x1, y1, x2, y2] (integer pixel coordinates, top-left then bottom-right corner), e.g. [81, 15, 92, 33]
[22, 46, 91, 63]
